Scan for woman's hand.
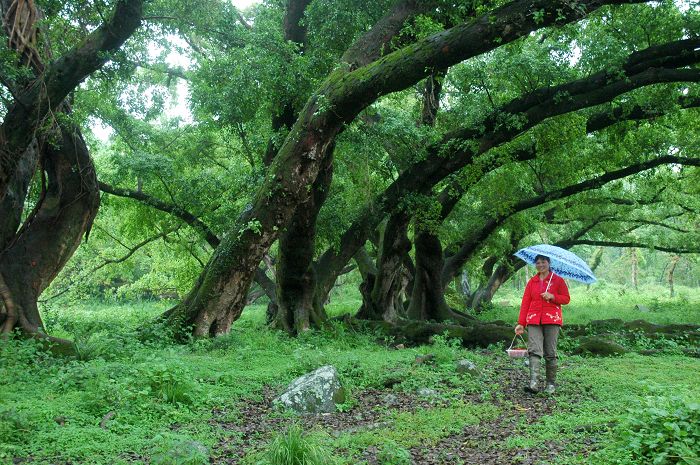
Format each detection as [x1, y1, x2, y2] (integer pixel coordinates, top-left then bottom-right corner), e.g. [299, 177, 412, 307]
[514, 324, 524, 335]
[541, 292, 554, 302]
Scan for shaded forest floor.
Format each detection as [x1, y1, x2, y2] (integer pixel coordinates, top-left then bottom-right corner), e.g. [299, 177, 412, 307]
[2, 297, 699, 464]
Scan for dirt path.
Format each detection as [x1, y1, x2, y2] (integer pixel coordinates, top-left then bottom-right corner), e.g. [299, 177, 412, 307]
[210, 357, 584, 464]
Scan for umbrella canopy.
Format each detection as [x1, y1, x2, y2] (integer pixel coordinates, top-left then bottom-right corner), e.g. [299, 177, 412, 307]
[514, 244, 597, 284]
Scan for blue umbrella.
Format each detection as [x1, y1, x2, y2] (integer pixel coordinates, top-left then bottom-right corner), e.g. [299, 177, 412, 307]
[514, 244, 597, 284]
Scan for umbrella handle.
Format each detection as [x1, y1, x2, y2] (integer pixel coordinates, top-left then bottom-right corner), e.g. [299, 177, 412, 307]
[545, 272, 554, 293]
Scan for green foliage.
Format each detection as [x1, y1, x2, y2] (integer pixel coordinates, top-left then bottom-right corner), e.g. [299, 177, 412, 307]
[259, 425, 336, 465]
[618, 396, 700, 465]
[151, 437, 210, 465]
[376, 440, 412, 465]
[429, 331, 464, 364]
[0, 408, 30, 453]
[146, 363, 200, 405]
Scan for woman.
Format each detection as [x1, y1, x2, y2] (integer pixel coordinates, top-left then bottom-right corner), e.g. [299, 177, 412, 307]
[515, 254, 570, 394]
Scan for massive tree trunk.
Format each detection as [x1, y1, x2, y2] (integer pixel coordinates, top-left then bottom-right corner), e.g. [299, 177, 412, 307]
[358, 67, 444, 322]
[406, 230, 474, 324]
[357, 214, 413, 322]
[0, 124, 100, 352]
[271, 151, 334, 333]
[0, 0, 140, 351]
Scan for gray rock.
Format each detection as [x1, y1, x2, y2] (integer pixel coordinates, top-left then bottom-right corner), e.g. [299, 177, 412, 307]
[383, 393, 399, 406]
[417, 388, 437, 397]
[274, 365, 346, 414]
[414, 354, 435, 365]
[635, 304, 650, 313]
[455, 359, 478, 375]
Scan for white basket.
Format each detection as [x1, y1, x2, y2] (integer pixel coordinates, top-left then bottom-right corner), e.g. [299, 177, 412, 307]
[506, 348, 528, 358]
[506, 335, 528, 358]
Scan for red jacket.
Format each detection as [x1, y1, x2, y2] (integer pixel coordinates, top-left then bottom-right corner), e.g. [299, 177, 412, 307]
[518, 272, 570, 326]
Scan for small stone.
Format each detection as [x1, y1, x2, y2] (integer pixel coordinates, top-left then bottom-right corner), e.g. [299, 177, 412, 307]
[395, 344, 405, 350]
[383, 393, 399, 406]
[417, 388, 437, 397]
[635, 304, 650, 313]
[54, 416, 66, 426]
[414, 354, 435, 365]
[455, 359, 478, 375]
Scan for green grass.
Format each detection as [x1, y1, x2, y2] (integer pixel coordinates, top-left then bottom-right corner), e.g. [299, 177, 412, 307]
[502, 355, 700, 464]
[2, 290, 699, 464]
[474, 283, 700, 325]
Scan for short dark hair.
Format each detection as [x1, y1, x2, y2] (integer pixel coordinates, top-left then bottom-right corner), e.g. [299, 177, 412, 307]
[534, 254, 550, 263]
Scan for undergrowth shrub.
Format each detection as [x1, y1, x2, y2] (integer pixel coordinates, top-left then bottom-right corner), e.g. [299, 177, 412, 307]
[259, 424, 335, 465]
[377, 440, 412, 465]
[151, 437, 209, 465]
[0, 408, 30, 454]
[430, 332, 463, 364]
[618, 395, 699, 464]
[146, 363, 199, 405]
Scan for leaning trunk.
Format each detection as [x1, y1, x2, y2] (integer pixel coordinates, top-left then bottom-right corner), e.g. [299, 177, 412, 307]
[468, 259, 523, 310]
[0, 124, 100, 353]
[668, 255, 680, 298]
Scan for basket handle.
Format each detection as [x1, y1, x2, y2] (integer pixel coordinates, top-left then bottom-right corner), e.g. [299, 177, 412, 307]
[508, 334, 527, 350]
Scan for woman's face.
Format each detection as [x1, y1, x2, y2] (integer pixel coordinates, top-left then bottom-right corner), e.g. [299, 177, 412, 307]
[535, 258, 550, 274]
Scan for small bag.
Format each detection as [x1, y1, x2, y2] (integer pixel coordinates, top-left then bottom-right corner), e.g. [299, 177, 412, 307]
[506, 334, 528, 358]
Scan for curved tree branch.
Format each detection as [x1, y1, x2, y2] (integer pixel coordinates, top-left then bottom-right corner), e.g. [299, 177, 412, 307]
[99, 181, 220, 249]
[0, 0, 144, 201]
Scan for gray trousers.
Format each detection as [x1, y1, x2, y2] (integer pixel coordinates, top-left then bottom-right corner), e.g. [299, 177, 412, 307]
[527, 324, 560, 361]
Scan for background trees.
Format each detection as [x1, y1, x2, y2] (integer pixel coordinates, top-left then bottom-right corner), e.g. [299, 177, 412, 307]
[3, 0, 697, 343]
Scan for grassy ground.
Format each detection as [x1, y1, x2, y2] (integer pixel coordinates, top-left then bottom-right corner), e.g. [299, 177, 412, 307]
[473, 283, 700, 325]
[1, 292, 699, 464]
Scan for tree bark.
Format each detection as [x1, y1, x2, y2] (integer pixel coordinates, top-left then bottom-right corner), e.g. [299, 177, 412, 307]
[271, 150, 334, 333]
[0, 0, 143, 201]
[357, 214, 413, 322]
[468, 259, 522, 310]
[358, 66, 445, 322]
[0, 123, 100, 354]
[0, 0, 138, 354]
[406, 230, 473, 324]
[668, 255, 680, 298]
[0, 139, 40, 250]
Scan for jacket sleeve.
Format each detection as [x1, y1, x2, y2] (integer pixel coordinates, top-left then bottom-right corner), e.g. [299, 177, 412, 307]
[518, 281, 532, 326]
[552, 277, 570, 305]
